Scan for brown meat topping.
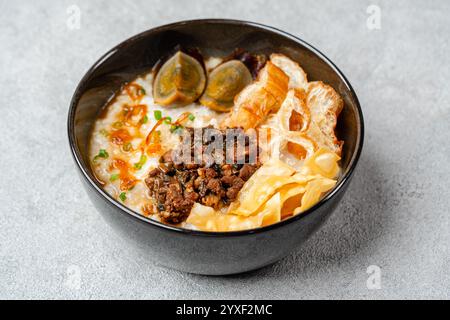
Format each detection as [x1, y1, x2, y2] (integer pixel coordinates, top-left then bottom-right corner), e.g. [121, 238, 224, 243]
[144, 127, 260, 224]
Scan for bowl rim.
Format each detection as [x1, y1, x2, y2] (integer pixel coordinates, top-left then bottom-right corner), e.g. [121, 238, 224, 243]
[68, 18, 364, 237]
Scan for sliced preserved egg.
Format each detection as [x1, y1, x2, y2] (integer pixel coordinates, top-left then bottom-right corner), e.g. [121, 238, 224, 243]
[200, 60, 252, 112]
[153, 51, 206, 106]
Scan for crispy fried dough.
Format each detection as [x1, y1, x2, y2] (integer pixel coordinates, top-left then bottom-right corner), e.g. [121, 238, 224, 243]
[306, 81, 344, 155]
[270, 53, 308, 90]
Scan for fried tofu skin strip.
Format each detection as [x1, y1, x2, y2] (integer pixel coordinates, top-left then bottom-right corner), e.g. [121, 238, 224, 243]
[221, 61, 289, 130]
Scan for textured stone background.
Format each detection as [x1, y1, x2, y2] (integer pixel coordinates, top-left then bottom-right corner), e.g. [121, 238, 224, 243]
[0, 0, 449, 299]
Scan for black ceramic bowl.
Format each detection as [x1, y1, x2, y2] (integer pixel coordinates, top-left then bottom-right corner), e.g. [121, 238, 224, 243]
[68, 19, 363, 275]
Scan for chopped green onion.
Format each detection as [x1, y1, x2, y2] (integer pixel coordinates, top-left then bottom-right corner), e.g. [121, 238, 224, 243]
[122, 142, 132, 152]
[110, 174, 119, 182]
[112, 121, 123, 129]
[170, 124, 183, 134]
[154, 110, 162, 120]
[141, 114, 148, 124]
[93, 149, 109, 163]
[164, 116, 172, 124]
[139, 87, 146, 95]
[97, 149, 109, 158]
[134, 154, 148, 170]
[119, 192, 127, 202]
[188, 113, 195, 121]
[99, 149, 108, 158]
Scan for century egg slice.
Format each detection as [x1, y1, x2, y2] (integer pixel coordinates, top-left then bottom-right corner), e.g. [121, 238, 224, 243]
[200, 60, 252, 112]
[153, 51, 206, 106]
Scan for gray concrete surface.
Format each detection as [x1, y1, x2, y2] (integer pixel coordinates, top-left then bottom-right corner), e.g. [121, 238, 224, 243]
[0, 0, 449, 299]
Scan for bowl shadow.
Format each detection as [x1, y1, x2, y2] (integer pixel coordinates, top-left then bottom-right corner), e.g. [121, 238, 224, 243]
[214, 146, 393, 279]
